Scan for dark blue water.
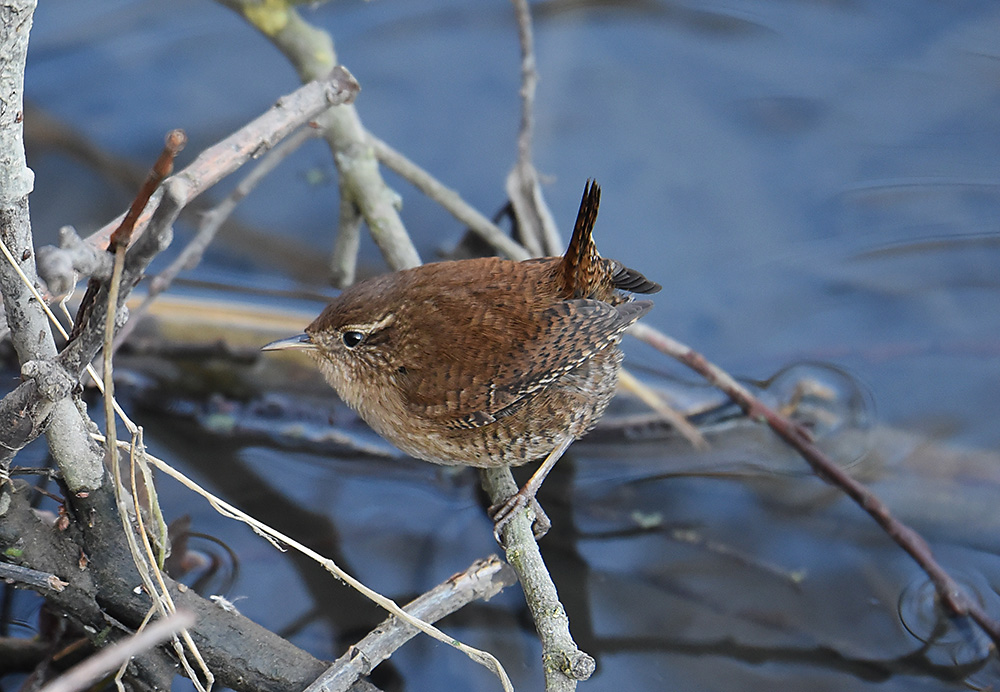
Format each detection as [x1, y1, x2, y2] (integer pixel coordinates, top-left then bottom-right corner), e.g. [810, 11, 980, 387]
[7, 1, 1000, 690]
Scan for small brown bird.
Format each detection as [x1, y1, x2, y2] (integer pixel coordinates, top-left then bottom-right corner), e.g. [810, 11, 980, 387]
[264, 181, 660, 538]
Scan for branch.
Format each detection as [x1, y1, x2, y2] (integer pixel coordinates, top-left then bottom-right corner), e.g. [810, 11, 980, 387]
[0, 480, 352, 691]
[368, 134, 531, 262]
[0, 0, 104, 493]
[115, 125, 320, 348]
[38, 611, 197, 692]
[504, 0, 561, 257]
[219, 0, 422, 273]
[0, 68, 360, 465]
[629, 320, 1000, 650]
[330, 175, 364, 286]
[0, 559, 68, 592]
[0, 0, 35, 208]
[306, 556, 516, 692]
[36, 66, 360, 301]
[481, 467, 595, 691]
[0, 0, 49, 364]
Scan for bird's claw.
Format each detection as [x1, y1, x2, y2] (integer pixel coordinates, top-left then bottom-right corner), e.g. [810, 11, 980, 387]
[490, 492, 551, 543]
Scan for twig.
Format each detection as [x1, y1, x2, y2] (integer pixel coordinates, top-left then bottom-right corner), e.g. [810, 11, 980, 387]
[481, 467, 595, 691]
[35, 66, 360, 302]
[628, 320, 1000, 650]
[306, 556, 517, 692]
[219, 0, 422, 273]
[104, 435, 515, 692]
[505, 0, 561, 257]
[37, 610, 197, 692]
[51, 66, 359, 382]
[330, 178, 363, 287]
[116, 125, 320, 347]
[368, 134, 531, 261]
[69, 128, 186, 341]
[616, 368, 707, 450]
[0, 560, 68, 592]
[100, 133, 214, 692]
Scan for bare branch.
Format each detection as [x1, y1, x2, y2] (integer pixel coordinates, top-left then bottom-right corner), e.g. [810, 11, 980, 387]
[0, 0, 104, 493]
[330, 179, 363, 287]
[368, 134, 531, 262]
[117, 126, 320, 347]
[629, 320, 1000, 650]
[37, 66, 360, 297]
[220, 0, 421, 274]
[0, 559, 68, 592]
[0, 480, 338, 690]
[307, 556, 516, 692]
[505, 0, 561, 257]
[0, 0, 35, 206]
[38, 611, 197, 692]
[481, 467, 595, 691]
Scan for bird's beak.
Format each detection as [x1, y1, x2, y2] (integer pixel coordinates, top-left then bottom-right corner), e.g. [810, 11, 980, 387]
[262, 333, 316, 351]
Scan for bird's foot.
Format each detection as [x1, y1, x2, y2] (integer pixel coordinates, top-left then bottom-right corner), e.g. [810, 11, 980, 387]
[490, 491, 551, 543]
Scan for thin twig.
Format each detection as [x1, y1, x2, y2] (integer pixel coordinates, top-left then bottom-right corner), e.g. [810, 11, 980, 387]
[96, 434, 515, 692]
[306, 556, 517, 692]
[629, 320, 1000, 650]
[101, 133, 213, 692]
[116, 125, 320, 348]
[616, 368, 707, 450]
[505, 0, 561, 257]
[35, 67, 360, 304]
[368, 134, 531, 261]
[0, 561, 68, 592]
[37, 610, 197, 692]
[53, 66, 359, 382]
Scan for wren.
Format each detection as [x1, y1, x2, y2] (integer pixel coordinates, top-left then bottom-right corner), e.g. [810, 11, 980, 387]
[264, 181, 660, 538]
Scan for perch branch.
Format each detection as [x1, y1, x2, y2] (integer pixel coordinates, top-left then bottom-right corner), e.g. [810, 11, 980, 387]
[481, 467, 595, 691]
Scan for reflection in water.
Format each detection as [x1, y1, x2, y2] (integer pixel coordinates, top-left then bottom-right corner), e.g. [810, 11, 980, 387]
[581, 360, 875, 479]
[717, 361, 875, 475]
[899, 575, 994, 667]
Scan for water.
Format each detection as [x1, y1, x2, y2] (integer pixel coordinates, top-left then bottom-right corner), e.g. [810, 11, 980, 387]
[5, 1, 1000, 690]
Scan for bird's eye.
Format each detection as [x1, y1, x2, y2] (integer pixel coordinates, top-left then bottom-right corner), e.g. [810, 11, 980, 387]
[342, 330, 365, 348]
